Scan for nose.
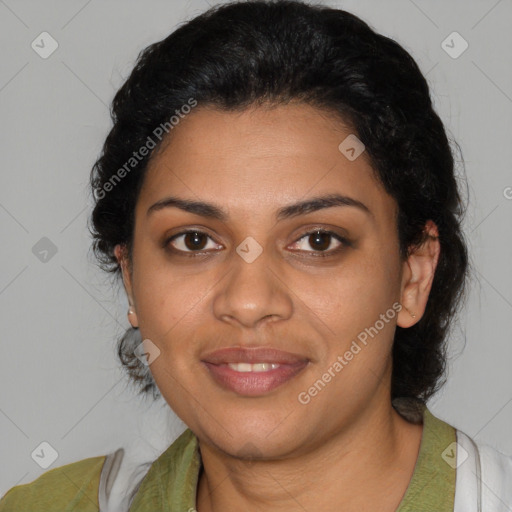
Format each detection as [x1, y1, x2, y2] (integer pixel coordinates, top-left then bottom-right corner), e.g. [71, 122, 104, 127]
[212, 247, 293, 329]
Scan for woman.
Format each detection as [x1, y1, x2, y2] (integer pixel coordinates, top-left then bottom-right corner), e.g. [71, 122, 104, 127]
[1, 1, 510, 510]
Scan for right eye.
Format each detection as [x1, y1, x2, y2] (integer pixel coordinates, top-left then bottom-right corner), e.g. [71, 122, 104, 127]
[165, 230, 223, 255]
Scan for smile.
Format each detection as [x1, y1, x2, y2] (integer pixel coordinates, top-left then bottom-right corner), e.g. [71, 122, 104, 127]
[202, 360, 308, 396]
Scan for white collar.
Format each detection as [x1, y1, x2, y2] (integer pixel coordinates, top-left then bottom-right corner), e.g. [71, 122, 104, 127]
[455, 428, 512, 511]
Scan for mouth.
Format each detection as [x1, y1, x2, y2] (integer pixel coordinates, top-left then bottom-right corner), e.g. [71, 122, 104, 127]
[201, 347, 310, 396]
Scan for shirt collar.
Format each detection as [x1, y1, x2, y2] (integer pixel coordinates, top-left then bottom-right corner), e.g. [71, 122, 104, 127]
[396, 404, 456, 511]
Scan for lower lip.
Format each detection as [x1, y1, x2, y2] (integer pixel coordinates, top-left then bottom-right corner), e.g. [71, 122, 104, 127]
[202, 361, 308, 396]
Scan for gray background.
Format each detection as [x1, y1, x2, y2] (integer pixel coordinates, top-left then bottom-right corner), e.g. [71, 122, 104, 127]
[1, 0, 511, 496]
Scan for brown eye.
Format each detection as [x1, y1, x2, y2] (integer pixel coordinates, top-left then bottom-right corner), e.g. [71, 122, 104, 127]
[308, 231, 332, 251]
[289, 229, 349, 255]
[183, 231, 208, 250]
[166, 230, 221, 253]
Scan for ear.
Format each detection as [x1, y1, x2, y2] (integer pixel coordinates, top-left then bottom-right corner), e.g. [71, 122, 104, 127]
[397, 220, 440, 328]
[114, 244, 138, 328]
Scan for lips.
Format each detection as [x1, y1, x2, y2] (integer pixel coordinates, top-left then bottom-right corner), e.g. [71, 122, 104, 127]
[201, 347, 309, 365]
[201, 347, 310, 396]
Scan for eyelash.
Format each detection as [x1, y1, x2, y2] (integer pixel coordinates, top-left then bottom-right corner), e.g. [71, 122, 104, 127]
[164, 228, 351, 258]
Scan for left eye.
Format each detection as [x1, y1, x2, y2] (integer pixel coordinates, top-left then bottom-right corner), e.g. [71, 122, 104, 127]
[289, 230, 347, 253]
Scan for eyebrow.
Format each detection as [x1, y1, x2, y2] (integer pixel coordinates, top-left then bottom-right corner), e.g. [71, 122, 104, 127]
[146, 193, 373, 221]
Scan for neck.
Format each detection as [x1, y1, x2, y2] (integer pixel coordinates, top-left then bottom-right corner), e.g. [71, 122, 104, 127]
[195, 399, 423, 512]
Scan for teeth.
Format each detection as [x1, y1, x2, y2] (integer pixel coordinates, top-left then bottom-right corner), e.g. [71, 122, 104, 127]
[227, 362, 281, 372]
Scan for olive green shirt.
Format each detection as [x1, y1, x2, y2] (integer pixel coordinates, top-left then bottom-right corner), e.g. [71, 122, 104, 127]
[0, 405, 456, 511]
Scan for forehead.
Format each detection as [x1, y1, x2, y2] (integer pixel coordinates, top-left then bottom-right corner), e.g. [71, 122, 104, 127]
[137, 103, 396, 223]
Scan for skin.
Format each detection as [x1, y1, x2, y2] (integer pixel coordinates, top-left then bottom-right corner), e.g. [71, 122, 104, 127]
[114, 102, 440, 512]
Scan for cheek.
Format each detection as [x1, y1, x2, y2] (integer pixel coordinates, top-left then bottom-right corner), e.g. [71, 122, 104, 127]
[292, 257, 399, 369]
[295, 252, 395, 319]
[130, 236, 205, 334]
[135, 273, 205, 342]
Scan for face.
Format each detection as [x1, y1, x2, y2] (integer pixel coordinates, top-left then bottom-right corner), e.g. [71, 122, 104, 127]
[116, 103, 426, 459]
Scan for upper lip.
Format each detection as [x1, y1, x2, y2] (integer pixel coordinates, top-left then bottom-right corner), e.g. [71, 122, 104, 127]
[201, 347, 309, 365]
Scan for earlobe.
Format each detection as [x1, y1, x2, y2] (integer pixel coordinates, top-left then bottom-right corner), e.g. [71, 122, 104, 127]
[114, 244, 139, 329]
[397, 220, 440, 328]
[403, 305, 416, 319]
[127, 305, 139, 329]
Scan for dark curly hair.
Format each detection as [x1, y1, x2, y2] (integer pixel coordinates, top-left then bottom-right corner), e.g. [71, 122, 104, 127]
[89, 0, 470, 405]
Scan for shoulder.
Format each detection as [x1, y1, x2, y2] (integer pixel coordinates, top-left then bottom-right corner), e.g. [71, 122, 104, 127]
[455, 428, 512, 510]
[0, 454, 106, 512]
[478, 441, 512, 473]
[478, 441, 512, 507]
